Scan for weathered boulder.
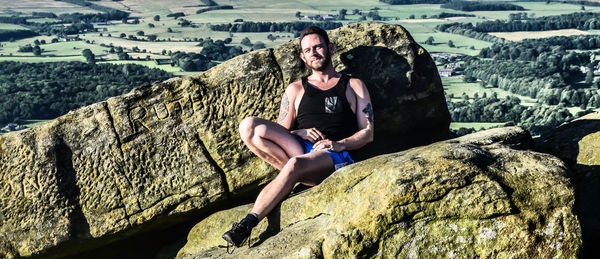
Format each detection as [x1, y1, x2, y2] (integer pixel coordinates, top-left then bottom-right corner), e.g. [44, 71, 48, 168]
[535, 111, 600, 257]
[178, 127, 581, 258]
[0, 22, 449, 258]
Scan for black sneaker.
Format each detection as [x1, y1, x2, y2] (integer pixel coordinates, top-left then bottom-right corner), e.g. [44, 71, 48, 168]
[222, 221, 253, 248]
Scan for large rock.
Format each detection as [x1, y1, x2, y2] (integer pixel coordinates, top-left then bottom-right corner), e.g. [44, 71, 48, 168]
[0, 22, 449, 258]
[178, 127, 581, 258]
[535, 111, 600, 257]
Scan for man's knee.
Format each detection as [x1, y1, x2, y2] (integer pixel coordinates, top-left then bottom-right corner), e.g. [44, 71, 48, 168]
[282, 156, 306, 178]
[239, 116, 259, 141]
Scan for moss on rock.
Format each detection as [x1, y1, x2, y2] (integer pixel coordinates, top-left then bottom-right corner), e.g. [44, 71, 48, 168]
[178, 127, 580, 258]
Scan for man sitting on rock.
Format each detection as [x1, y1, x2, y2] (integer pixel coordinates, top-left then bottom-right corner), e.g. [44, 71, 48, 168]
[222, 26, 374, 248]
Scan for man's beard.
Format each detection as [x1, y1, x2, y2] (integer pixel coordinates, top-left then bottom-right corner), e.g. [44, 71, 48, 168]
[306, 51, 331, 71]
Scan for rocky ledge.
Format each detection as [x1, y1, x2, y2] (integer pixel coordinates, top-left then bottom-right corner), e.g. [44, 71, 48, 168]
[0, 22, 449, 258]
[178, 127, 581, 258]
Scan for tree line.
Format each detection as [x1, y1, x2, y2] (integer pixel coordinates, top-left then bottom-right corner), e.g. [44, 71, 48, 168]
[0, 11, 132, 41]
[479, 35, 600, 61]
[462, 34, 600, 108]
[435, 23, 506, 43]
[197, 38, 246, 61]
[0, 62, 171, 123]
[378, 0, 449, 4]
[447, 95, 592, 135]
[210, 21, 343, 33]
[441, 1, 525, 11]
[430, 12, 475, 19]
[436, 12, 600, 44]
[55, 0, 129, 19]
[0, 30, 38, 42]
[473, 12, 600, 32]
[196, 5, 233, 14]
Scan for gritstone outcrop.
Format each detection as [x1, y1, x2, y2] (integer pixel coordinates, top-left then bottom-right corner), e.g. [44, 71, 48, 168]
[536, 111, 600, 257]
[0, 22, 449, 257]
[178, 127, 581, 258]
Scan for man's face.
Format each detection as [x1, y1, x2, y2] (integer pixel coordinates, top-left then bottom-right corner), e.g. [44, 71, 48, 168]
[300, 34, 332, 71]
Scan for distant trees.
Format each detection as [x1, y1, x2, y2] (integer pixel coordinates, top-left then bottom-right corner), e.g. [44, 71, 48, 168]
[167, 12, 185, 19]
[338, 9, 347, 20]
[252, 41, 266, 49]
[18, 44, 34, 52]
[195, 5, 233, 14]
[473, 12, 600, 33]
[464, 34, 600, 108]
[430, 12, 475, 19]
[441, 1, 524, 11]
[424, 36, 434, 45]
[32, 45, 42, 56]
[197, 38, 245, 60]
[0, 61, 171, 123]
[447, 95, 576, 135]
[241, 37, 251, 46]
[448, 40, 455, 47]
[379, 0, 449, 4]
[179, 19, 192, 27]
[435, 23, 505, 43]
[170, 52, 215, 71]
[200, 0, 218, 6]
[81, 49, 95, 63]
[153, 15, 160, 21]
[210, 21, 343, 33]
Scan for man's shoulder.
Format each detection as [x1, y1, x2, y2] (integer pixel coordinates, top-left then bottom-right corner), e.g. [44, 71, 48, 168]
[286, 80, 304, 92]
[347, 76, 365, 85]
[346, 77, 367, 91]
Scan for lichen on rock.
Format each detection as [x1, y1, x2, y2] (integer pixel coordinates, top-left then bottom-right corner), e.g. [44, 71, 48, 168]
[177, 127, 581, 258]
[536, 111, 600, 257]
[0, 22, 450, 258]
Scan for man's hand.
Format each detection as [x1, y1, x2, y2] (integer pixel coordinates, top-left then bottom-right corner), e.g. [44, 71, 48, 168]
[314, 139, 346, 152]
[291, 128, 325, 143]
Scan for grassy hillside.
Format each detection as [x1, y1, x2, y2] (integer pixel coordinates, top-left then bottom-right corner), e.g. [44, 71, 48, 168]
[0, 0, 598, 131]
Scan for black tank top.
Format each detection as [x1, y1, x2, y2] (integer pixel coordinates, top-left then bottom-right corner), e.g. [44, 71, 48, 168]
[295, 74, 358, 141]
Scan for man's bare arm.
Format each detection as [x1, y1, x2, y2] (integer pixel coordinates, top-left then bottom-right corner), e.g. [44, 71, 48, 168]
[277, 92, 290, 124]
[276, 86, 297, 130]
[337, 94, 374, 150]
[313, 78, 373, 151]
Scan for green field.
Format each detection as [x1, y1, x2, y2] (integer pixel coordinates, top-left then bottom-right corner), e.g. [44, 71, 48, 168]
[490, 29, 591, 42]
[103, 60, 183, 73]
[0, 0, 597, 68]
[26, 18, 62, 24]
[0, 23, 29, 30]
[450, 122, 507, 130]
[442, 77, 538, 105]
[0, 0, 598, 128]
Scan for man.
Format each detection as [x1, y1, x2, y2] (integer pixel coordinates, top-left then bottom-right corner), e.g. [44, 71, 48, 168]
[222, 26, 374, 248]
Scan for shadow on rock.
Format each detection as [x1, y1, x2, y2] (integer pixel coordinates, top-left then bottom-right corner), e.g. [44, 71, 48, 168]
[535, 117, 600, 259]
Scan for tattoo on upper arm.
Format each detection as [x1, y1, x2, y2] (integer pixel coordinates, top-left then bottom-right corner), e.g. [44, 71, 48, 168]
[362, 103, 373, 124]
[277, 92, 290, 124]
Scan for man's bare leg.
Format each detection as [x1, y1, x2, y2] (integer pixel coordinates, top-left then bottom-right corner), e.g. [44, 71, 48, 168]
[250, 151, 334, 220]
[239, 117, 304, 170]
[223, 118, 332, 247]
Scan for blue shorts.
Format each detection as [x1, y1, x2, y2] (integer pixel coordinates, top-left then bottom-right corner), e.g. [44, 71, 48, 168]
[295, 136, 354, 170]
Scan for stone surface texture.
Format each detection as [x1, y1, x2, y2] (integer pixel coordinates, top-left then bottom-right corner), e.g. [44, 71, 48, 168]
[178, 127, 581, 258]
[0, 22, 449, 258]
[535, 111, 600, 256]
